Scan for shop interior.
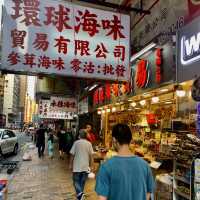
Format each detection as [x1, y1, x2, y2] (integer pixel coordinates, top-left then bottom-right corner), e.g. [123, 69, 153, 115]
[96, 80, 199, 200]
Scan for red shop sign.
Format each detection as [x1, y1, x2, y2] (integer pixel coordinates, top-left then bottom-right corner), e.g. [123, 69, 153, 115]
[135, 59, 149, 88]
[135, 48, 163, 89]
[155, 48, 162, 84]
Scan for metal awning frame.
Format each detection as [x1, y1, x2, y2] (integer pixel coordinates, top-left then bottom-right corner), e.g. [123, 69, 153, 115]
[77, 0, 151, 15]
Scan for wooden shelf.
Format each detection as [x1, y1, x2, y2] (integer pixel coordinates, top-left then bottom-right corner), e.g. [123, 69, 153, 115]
[174, 189, 190, 200]
[175, 175, 190, 184]
[176, 162, 191, 169]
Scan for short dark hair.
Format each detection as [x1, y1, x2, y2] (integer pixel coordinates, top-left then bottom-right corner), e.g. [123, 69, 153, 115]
[86, 123, 92, 128]
[79, 129, 87, 139]
[112, 124, 132, 145]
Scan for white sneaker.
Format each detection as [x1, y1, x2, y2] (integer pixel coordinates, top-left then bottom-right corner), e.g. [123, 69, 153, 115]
[80, 193, 85, 200]
[77, 192, 85, 200]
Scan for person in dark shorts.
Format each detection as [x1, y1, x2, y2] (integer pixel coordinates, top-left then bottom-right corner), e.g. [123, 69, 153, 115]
[65, 128, 74, 157]
[36, 124, 46, 158]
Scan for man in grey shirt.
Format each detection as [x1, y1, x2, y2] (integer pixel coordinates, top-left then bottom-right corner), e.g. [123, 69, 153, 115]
[69, 129, 94, 200]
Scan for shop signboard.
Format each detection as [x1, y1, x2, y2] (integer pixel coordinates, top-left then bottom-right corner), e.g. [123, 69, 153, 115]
[1, 0, 130, 81]
[177, 15, 200, 82]
[46, 112, 74, 120]
[38, 100, 51, 118]
[132, 0, 187, 48]
[131, 43, 175, 95]
[50, 97, 77, 113]
[132, 0, 200, 50]
[93, 82, 130, 106]
[39, 99, 75, 119]
[78, 97, 88, 115]
[93, 86, 106, 106]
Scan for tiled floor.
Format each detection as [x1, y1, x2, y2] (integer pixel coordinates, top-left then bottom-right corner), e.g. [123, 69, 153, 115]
[8, 144, 97, 200]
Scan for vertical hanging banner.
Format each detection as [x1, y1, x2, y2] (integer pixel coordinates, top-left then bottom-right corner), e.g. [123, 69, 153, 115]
[1, 0, 130, 81]
[38, 100, 51, 118]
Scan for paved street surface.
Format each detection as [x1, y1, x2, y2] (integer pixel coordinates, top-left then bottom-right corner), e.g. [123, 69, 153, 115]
[4, 134, 97, 200]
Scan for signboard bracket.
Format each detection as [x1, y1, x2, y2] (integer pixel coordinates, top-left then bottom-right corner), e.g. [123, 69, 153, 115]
[78, 0, 151, 14]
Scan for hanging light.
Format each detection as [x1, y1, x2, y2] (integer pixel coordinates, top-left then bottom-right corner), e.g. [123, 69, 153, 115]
[131, 102, 137, 107]
[176, 85, 186, 97]
[106, 108, 111, 113]
[188, 91, 192, 98]
[97, 110, 102, 115]
[88, 84, 98, 91]
[152, 96, 159, 103]
[160, 88, 169, 92]
[130, 42, 157, 62]
[165, 101, 172, 104]
[143, 93, 151, 97]
[176, 90, 186, 97]
[112, 107, 116, 112]
[140, 100, 146, 106]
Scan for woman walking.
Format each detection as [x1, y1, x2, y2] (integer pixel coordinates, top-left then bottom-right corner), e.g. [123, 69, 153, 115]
[48, 131, 54, 159]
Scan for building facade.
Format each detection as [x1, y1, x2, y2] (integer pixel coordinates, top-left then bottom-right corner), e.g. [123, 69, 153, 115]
[0, 75, 5, 114]
[3, 74, 20, 127]
[19, 75, 27, 125]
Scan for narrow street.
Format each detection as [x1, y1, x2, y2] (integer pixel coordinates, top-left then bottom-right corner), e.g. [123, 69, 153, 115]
[4, 134, 97, 200]
[1, 0, 199, 199]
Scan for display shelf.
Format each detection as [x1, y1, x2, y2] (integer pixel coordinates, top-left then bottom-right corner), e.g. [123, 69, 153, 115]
[174, 189, 190, 200]
[176, 162, 191, 169]
[175, 175, 190, 184]
[173, 159, 192, 200]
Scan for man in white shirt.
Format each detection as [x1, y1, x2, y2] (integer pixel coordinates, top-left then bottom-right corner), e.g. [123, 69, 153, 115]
[69, 129, 94, 200]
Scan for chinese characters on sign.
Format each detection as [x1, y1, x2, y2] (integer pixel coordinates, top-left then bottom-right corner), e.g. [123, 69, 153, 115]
[155, 48, 162, 84]
[50, 97, 77, 113]
[135, 60, 149, 88]
[134, 48, 163, 89]
[39, 99, 76, 119]
[93, 83, 131, 106]
[132, 1, 186, 48]
[2, 0, 130, 81]
[39, 100, 50, 118]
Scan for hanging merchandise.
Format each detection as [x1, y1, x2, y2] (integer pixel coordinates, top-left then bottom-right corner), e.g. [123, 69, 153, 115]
[146, 113, 157, 125]
[192, 77, 200, 101]
[194, 158, 200, 200]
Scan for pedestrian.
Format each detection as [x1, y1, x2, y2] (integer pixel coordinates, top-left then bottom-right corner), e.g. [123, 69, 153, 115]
[69, 129, 94, 200]
[36, 124, 46, 158]
[65, 128, 74, 158]
[47, 130, 54, 159]
[57, 126, 66, 160]
[95, 123, 155, 200]
[72, 125, 77, 141]
[85, 124, 96, 144]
